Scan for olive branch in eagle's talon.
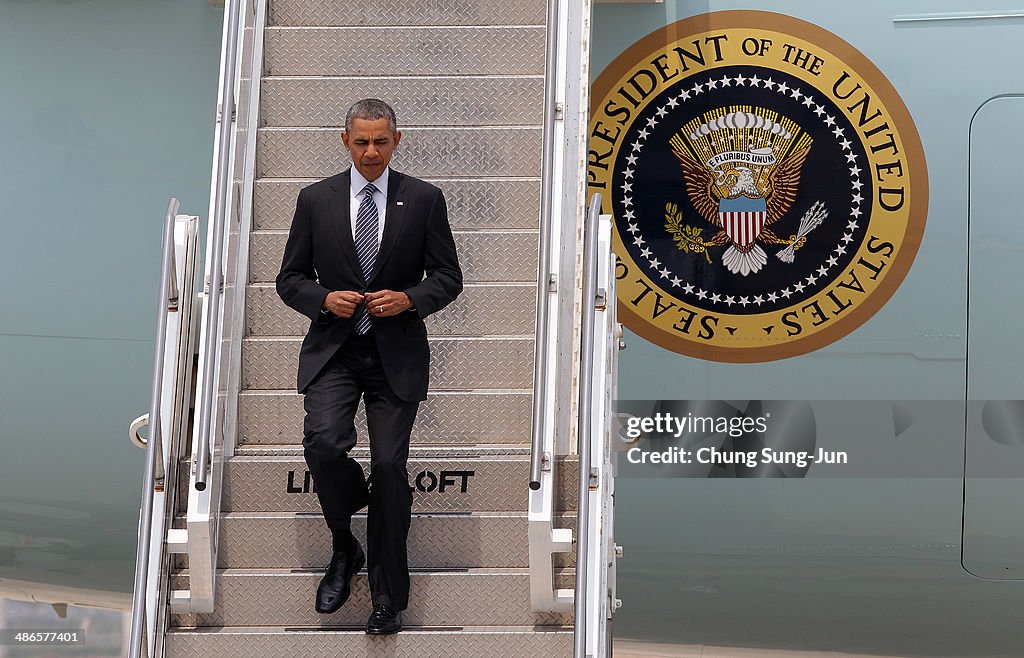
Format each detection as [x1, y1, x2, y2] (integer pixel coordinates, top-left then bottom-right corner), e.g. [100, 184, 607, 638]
[665, 202, 712, 264]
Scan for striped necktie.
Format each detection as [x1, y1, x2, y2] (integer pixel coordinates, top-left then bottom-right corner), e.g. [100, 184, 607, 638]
[353, 183, 379, 334]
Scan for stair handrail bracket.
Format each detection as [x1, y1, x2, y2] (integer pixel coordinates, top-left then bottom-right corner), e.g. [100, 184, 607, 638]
[182, 0, 266, 616]
[528, 0, 595, 615]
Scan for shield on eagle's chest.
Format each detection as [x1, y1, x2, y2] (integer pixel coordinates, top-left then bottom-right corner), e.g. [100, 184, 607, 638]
[718, 196, 768, 248]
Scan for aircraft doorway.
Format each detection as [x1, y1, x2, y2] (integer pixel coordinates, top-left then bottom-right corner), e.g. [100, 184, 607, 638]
[963, 95, 1024, 579]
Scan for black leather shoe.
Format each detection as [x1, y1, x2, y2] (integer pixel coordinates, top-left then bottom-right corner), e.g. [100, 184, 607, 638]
[315, 543, 365, 614]
[365, 604, 402, 635]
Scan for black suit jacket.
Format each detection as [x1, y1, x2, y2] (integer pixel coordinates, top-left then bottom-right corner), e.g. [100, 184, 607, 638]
[276, 168, 463, 402]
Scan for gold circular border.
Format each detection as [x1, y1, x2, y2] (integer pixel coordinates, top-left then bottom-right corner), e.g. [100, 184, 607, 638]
[592, 10, 929, 362]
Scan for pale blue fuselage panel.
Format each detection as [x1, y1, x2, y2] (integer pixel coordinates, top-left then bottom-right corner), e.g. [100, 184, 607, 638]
[596, 1, 1024, 656]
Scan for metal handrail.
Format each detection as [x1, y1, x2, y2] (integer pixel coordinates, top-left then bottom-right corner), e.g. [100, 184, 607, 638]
[573, 193, 602, 657]
[195, 0, 242, 492]
[529, 0, 561, 491]
[128, 197, 180, 658]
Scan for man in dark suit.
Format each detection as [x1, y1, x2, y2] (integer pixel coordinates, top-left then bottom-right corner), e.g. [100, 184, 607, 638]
[276, 98, 462, 635]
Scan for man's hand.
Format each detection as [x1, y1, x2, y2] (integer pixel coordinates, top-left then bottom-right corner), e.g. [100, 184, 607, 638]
[322, 291, 364, 318]
[364, 290, 413, 317]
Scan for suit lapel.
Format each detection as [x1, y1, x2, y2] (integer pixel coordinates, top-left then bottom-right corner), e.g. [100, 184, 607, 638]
[368, 169, 409, 284]
[327, 170, 364, 283]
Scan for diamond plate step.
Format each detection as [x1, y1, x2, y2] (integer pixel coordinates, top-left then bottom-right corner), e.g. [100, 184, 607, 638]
[247, 283, 536, 337]
[176, 454, 577, 514]
[261, 77, 544, 128]
[234, 445, 532, 457]
[256, 127, 541, 178]
[171, 512, 575, 570]
[242, 337, 533, 390]
[268, 0, 545, 27]
[165, 626, 572, 657]
[264, 27, 545, 77]
[239, 390, 531, 445]
[255, 178, 540, 231]
[170, 568, 573, 627]
[249, 230, 538, 284]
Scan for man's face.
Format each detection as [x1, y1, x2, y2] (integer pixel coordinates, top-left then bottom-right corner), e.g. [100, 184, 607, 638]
[342, 117, 401, 182]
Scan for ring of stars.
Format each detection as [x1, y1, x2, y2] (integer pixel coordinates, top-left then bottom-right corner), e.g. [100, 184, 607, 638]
[619, 71, 865, 310]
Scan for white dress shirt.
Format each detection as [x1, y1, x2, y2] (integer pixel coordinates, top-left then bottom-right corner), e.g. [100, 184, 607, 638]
[349, 165, 388, 244]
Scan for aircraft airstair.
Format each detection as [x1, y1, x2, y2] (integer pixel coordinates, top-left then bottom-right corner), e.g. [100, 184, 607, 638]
[129, 0, 618, 655]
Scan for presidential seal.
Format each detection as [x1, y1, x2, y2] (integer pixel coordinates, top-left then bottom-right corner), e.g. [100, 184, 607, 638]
[589, 11, 928, 362]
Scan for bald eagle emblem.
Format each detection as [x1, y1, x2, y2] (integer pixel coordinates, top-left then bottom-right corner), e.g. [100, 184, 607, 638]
[669, 108, 828, 276]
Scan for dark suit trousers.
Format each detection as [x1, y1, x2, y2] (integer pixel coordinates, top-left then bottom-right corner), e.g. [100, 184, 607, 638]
[302, 331, 418, 611]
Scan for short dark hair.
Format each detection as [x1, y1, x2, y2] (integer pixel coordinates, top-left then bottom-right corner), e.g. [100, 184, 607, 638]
[344, 98, 398, 133]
